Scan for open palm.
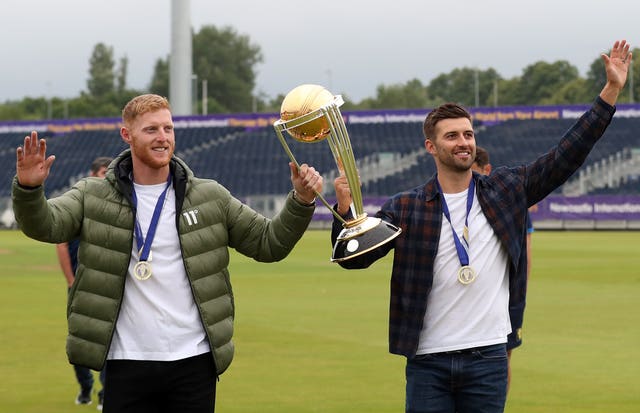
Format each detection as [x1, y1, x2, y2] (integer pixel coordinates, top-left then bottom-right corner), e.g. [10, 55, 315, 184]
[16, 131, 56, 187]
[602, 40, 632, 91]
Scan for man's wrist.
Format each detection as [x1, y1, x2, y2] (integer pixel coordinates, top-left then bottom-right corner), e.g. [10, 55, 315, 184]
[599, 82, 623, 107]
[293, 190, 316, 206]
[17, 181, 40, 190]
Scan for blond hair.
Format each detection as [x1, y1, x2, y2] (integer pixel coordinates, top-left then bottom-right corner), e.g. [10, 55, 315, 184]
[122, 94, 171, 126]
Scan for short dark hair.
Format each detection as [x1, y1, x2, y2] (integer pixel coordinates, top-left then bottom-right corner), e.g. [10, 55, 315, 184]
[422, 103, 472, 140]
[90, 156, 112, 174]
[474, 146, 490, 168]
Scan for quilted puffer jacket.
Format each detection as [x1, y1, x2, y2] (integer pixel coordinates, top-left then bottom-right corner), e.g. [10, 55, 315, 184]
[12, 149, 315, 375]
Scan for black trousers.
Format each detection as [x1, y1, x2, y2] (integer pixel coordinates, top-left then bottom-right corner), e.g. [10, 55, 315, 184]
[103, 353, 217, 413]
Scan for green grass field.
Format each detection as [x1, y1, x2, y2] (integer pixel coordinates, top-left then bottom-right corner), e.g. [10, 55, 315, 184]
[1, 229, 639, 412]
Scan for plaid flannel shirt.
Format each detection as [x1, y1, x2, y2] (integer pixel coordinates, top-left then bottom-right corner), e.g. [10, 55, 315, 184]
[332, 96, 615, 357]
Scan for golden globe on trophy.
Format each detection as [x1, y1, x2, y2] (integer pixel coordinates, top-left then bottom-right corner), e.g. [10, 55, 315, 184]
[273, 84, 401, 262]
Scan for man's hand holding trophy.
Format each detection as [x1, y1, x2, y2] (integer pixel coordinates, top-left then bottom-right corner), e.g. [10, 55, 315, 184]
[273, 84, 401, 262]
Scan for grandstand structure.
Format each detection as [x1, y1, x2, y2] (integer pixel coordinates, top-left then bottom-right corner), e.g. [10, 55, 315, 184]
[1, 108, 640, 229]
[3, 1, 639, 229]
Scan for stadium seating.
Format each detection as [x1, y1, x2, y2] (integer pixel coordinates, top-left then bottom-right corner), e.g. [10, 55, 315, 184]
[1, 116, 639, 202]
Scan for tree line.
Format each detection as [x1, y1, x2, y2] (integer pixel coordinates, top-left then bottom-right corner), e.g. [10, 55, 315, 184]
[1, 24, 638, 121]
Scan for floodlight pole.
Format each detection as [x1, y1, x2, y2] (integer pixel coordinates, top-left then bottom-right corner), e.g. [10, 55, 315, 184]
[170, 0, 192, 115]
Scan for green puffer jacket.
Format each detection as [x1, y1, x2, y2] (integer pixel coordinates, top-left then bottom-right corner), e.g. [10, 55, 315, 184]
[12, 149, 315, 375]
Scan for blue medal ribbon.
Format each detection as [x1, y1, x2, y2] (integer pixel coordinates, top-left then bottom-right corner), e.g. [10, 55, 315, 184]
[131, 174, 172, 263]
[436, 176, 475, 267]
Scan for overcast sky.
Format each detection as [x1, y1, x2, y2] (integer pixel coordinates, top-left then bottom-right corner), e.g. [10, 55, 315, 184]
[2, 0, 639, 107]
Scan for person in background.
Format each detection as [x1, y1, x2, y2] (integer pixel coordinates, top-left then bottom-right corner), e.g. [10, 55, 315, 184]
[471, 146, 534, 392]
[55, 156, 112, 410]
[331, 40, 630, 413]
[13, 94, 323, 413]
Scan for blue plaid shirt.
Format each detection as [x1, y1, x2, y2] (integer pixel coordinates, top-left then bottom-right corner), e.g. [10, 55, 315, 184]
[332, 96, 615, 357]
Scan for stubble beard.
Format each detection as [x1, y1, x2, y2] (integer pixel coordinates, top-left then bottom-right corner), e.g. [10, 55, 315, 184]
[132, 141, 174, 170]
[437, 148, 474, 173]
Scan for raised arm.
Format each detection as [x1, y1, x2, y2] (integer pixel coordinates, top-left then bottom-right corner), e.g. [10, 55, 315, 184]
[16, 130, 56, 187]
[599, 39, 632, 106]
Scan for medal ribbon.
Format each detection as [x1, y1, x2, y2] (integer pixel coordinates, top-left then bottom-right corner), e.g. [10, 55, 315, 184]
[132, 174, 172, 263]
[436, 177, 475, 267]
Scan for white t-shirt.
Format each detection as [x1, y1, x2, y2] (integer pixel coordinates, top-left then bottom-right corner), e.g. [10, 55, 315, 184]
[107, 182, 210, 361]
[416, 187, 511, 354]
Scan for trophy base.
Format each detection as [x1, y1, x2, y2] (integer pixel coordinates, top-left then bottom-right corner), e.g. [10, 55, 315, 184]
[331, 216, 402, 262]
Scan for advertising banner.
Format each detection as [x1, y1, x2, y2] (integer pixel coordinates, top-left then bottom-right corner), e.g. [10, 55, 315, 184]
[3, 103, 640, 134]
[313, 195, 640, 222]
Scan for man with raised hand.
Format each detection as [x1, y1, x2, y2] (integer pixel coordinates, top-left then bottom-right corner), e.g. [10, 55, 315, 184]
[13, 94, 323, 413]
[331, 40, 631, 413]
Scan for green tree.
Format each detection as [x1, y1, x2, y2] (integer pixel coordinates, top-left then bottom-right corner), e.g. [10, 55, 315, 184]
[257, 93, 286, 113]
[357, 79, 435, 109]
[511, 60, 579, 104]
[74, 43, 141, 118]
[0, 97, 49, 121]
[193, 25, 263, 113]
[0, 101, 23, 120]
[494, 77, 521, 106]
[2, 42, 637, 121]
[428, 68, 501, 107]
[87, 43, 116, 99]
[150, 24, 264, 113]
[585, 57, 606, 99]
[116, 56, 129, 94]
[149, 58, 169, 98]
[66, 94, 119, 118]
[629, 49, 640, 103]
[544, 78, 592, 104]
